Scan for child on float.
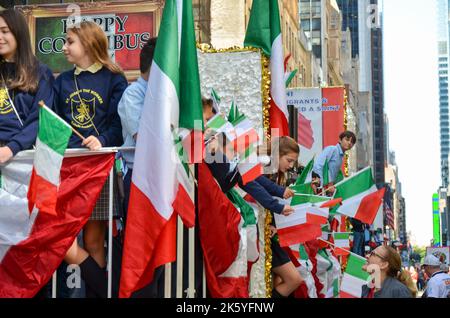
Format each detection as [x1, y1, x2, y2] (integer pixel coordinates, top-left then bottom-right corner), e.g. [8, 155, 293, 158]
[53, 21, 128, 298]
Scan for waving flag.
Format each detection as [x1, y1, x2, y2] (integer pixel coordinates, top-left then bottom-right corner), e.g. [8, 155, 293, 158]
[120, 0, 203, 298]
[334, 167, 385, 225]
[295, 157, 314, 185]
[340, 254, 371, 298]
[228, 101, 259, 153]
[1, 153, 114, 297]
[27, 104, 72, 216]
[244, 0, 288, 136]
[332, 232, 350, 256]
[198, 163, 249, 298]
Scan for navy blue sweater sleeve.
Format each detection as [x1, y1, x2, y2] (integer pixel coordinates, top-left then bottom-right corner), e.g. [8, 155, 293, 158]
[254, 176, 285, 198]
[7, 65, 54, 155]
[98, 74, 127, 147]
[240, 178, 285, 214]
[205, 151, 240, 193]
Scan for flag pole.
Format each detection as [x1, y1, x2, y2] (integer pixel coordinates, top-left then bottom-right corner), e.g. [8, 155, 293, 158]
[38, 101, 86, 142]
[107, 166, 113, 298]
[318, 238, 366, 260]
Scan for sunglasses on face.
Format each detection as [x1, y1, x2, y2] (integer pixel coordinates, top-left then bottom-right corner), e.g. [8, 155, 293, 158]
[369, 250, 387, 261]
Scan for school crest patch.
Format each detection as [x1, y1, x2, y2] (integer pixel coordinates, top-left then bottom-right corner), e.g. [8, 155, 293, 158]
[70, 97, 96, 129]
[0, 87, 12, 115]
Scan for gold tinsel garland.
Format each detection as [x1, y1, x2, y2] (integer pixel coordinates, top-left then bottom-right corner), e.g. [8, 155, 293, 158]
[343, 86, 349, 178]
[197, 43, 273, 298]
[260, 53, 272, 298]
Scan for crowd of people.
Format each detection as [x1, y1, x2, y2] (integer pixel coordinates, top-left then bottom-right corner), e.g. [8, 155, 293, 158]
[2, 7, 450, 299]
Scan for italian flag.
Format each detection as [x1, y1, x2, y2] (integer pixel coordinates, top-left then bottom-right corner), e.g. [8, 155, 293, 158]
[340, 254, 371, 298]
[295, 157, 314, 186]
[334, 167, 386, 225]
[315, 249, 333, 297]
[244, 0, 288, 137]
[120, 0, 203, 298]
[290, 182, 315, 195]
[27, 104, 72, 216]
[289, 244, 318, 298]
[228, 101, 259, 153]
[205, 113, 236, 141]
[332, 232, 350, 256]
[274, 195, 325, 247]
[1, 153, 114, 297]
[198, 164, 249, 298]
[237, 144, 263, 185]
[227, 188, 259, 270]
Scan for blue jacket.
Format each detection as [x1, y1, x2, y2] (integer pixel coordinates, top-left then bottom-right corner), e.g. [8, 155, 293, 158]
[239, 176, 285, 215]
[205, 153, 285, 214]
[53, 67, 127, 148]
[0, 62, 54, 155]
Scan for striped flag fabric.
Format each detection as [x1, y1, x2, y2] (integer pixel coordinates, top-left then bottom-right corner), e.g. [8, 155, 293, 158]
[315, 249, 333, 297]
[120, 0, 203, 298]
[334, 167, 386, 225]
[27, 104, 72, 216]
[1, 153, 114, 297]
[290, 182, 315, 195]
[294, 195, 329, 225]
[274, 195, 331, 246]
[226, 188, 259, 269]
[244, 0, 288, 137]
[295, 158, 314, 185]
[340, 254, 371, 298]
[205, 114, 236, 141]
[198, 163, 249, 298]
[237, 144, 263, 185]
[228, 101, 259, 153]
[332, 232, 350, 256]
[289, 244, 318, 298]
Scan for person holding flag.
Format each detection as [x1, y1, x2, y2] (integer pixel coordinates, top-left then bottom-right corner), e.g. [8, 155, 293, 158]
[262, 136, 304, 298]
[312, 130, 356, 194]
[53, 21, 127, 298]
[0, 8, 54, 164]
[362, 245, 416, 298]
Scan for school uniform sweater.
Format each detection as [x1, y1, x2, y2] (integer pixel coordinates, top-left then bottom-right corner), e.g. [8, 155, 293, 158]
[205, 150, 285, 214]
[0, 61, 54, 155]
[53, 66, 128, 148]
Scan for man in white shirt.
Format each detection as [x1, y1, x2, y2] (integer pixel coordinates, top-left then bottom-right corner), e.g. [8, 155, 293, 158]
[422, 254, 450, 298]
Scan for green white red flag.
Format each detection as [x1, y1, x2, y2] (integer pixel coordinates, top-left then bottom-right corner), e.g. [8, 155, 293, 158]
[334, 167, 386, 225]
[340, 253, 371, 298]
[27, 104, 72, 216]
[244, 0, 288, 136]
[120, 0, 203, 298]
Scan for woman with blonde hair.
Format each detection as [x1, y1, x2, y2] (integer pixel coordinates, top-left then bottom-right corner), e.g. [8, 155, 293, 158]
[54, 21, 127, 298]
[364, 245, 417, 298]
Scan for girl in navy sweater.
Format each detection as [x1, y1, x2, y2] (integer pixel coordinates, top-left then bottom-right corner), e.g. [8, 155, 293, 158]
[54, 21, 127, 298]
[0, 9, 54, 164]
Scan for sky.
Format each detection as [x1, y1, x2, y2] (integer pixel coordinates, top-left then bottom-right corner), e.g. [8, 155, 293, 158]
[383, 0, 440, 246]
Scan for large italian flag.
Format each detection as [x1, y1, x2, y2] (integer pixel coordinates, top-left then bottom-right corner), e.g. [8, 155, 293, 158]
[198, 163, 249, 298]
[334, 167, 386, 225]
[1, 152, 114, 297]
[119, 0, 203, 298]
[27, 104, 72, 216]
[244, 0, 288, 137]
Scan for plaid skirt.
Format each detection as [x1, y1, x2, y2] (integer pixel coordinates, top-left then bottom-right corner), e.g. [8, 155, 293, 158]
[90, 173, 122, 221]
